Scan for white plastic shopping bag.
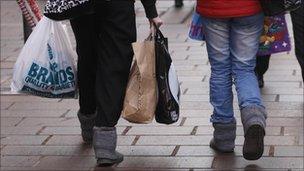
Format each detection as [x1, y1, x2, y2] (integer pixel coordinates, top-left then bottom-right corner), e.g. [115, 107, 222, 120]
[11, 17, 77, 98]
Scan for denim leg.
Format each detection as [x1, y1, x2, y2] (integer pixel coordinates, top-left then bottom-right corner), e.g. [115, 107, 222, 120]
[230, 13, 265, 109]
[201, 17, 235, 124]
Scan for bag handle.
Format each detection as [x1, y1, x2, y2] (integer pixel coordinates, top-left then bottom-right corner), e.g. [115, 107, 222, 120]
[152, 22, 165, 41]
[145, 22, 165, 41]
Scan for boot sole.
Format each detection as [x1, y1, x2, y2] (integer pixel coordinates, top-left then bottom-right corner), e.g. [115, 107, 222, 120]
[210, 140, 234, 153]
[243, 124, 265, 160]
[97, 157, 124, 167]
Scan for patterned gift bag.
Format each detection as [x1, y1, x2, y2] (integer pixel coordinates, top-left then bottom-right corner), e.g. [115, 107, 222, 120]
[257, 14, 291, 56]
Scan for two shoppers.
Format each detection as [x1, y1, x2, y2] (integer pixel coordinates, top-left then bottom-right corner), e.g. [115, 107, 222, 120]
[71, 0, 275, 166]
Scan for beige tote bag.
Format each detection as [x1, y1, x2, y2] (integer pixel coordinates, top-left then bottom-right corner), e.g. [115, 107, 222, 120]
[121, 39, 157, 123]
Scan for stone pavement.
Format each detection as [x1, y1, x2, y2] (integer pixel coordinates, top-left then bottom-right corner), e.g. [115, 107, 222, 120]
[1, 0, 303, 170]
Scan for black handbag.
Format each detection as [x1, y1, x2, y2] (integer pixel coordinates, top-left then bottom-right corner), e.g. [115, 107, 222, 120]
[259, 0, 302, 16]
[154, 24, 181, 124]
[44, 0, 94, 21]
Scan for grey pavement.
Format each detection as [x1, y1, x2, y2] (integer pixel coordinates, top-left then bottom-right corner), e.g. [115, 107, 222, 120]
[1, 0, 303, 170]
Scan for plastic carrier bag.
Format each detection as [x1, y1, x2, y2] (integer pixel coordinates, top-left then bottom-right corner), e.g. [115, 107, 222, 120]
[11, 17, 77, 98]
[154, 24, 181, 124]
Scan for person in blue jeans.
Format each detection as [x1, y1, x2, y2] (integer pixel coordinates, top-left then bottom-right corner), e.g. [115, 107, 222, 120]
[197, 1, 267, 160]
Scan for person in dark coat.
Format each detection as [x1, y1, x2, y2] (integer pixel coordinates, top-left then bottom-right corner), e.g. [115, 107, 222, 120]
[70, 0, 162, 166]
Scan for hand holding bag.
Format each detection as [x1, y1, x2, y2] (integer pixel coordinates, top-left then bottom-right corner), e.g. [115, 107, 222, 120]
[121, 35, 157, 124]
[44, 0, 94, 21]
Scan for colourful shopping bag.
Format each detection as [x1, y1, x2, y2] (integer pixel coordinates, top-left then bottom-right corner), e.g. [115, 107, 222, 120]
[257, 14, 291, 56]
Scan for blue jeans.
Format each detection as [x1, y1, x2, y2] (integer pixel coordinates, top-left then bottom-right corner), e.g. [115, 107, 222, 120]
[201, 13, 265, 124]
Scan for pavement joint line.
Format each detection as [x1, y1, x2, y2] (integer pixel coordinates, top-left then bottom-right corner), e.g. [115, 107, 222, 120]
[280, 127, 285, 136]
[181, 7, 195, 24]
[0, 76, 11, 85]
[202, 75, 207, 82]
[275, 94, 280, 102]
[60, 109, 71, 118]
[41, 135, 53, 145]
[190, 126, 198, 135]
[12, 47, 20, 52]
[0, 144, 7, 150]
[112, 161, 120, 168]
[36, 126, 46, 135]
[33, 156, 45, 167]
[131, 135, 140, 146]
[5, 102, 15, 110]
[179, 117, 187, 126]
[170, 145, 180, 156]
[158, 10, 166, 18]
[269, 145, 275, 157]
[121, 126, 132, 136]
[61, 117, 74, 121]
[14, 116, 25, 126]
[182, 88, 188, 95]
[211, 156, 217, 169]
[1, 56, 11, 62]
[294, 136, 300, 145]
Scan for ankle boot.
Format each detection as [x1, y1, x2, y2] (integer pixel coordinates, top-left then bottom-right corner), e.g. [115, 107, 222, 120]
[241, 106, 267, 160]
[93, 127, 123, 166]
[209, 121, 236, 153]
[77, 111, 96, 143]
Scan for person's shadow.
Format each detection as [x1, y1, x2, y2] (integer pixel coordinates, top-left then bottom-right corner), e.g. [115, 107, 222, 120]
[212, 150, 264, 170]
[244, 164, 263, 171]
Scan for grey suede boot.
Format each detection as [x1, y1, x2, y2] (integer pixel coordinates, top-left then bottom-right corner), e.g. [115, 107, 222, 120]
[209, 121, 236, 153]
[77, 111, 96, 143]
[241, 106, 267, 160]
[93, 127, 123, 166]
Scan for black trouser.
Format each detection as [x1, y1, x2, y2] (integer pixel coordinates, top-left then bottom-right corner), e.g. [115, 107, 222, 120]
[290, 4, 304, 81]
[70, 1, 136, 127]
[255, 55, 271, 78]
